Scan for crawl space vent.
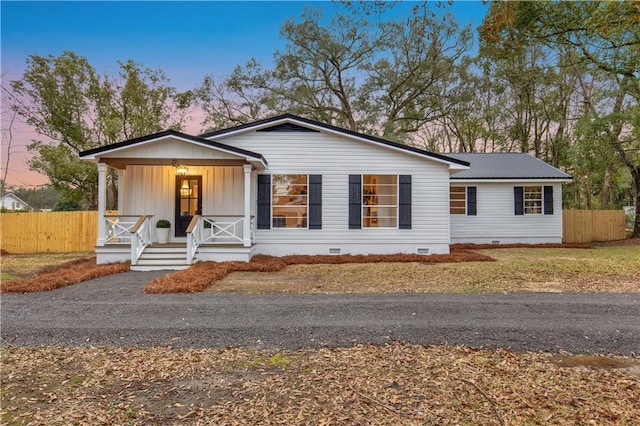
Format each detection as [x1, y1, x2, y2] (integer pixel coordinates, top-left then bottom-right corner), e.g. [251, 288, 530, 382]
[329, 247, 341, 254]
[417, 248, 430, 254]
[491, 240, 500, 245]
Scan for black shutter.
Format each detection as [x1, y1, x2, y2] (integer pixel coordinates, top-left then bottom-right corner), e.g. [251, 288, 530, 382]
[398, 175, 412, 229]
[467, 186, 477, 216]
[348, 175, 362, 229]
[257, 174, 271, 229]
[544, 185, 554, 215]
[308, 175, 322, 229]
[514, 186, 524, 215]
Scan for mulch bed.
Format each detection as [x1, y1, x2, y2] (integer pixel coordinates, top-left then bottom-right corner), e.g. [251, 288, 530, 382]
[0, 257, 130, 294]
[451, 243, 593, 250]
[144, 250, 495, 294]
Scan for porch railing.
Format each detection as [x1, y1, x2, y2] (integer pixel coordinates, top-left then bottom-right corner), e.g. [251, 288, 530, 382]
[186, 215, 254, 264]
[105, 215, 140, 243]
[129, 215, 153, 265]
[104, 215, 153, 264]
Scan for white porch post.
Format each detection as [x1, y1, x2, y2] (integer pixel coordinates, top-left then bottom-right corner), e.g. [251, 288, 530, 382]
[116, 168, 125, 214]
[243, 164, 252, 247]
[97, 162, 107, 246]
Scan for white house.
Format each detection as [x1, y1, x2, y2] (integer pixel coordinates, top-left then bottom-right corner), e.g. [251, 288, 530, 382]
[1, 193, 32, 211]
[79, 114, 572, 270]
[446, 153, 572, 244]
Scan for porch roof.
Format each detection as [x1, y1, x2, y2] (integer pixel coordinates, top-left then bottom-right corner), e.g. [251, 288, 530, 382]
[79, 129, 268, 169]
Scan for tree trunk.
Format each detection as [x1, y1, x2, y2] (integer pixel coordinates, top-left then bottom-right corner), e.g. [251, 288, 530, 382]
[601, 167, 612, 210]
[632, 167, 640, 238]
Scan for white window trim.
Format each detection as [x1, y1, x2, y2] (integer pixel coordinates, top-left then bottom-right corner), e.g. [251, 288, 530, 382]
[450, 185, 467, 215]
[524, 186, 543, 215]
[271, 174, 309, 229]
[362, 174, 399, 229]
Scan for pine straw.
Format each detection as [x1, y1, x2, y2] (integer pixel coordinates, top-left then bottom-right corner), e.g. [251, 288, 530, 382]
[451, 242, 593, 250]
[1, 344, 638, 425]
[0, 257, 130, 294]
[144, 251, 494, 294]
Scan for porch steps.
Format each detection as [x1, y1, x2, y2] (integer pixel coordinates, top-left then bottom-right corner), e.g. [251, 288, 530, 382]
[131, 245, 192, 271]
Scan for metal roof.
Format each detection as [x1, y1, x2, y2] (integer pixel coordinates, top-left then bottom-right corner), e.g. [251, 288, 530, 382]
[447, 153, 572, 180]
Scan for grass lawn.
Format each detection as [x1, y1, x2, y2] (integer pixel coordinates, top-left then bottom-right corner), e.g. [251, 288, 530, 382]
[208, 245, 640, 294]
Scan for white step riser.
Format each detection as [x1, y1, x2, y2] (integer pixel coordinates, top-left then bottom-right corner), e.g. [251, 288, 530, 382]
[131, 265, 190, 271]
[145, 248, 189, 254]
[136, 259, 189, 266]
[139, 253, 187, 260]
[136, 262, 189, 267]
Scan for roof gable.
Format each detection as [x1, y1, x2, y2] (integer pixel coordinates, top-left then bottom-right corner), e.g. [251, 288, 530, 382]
[447, 153, 572, 180]
[1, 193, 31, 208]
[201, 114, 469, 169]
[79, 130, 267, 166]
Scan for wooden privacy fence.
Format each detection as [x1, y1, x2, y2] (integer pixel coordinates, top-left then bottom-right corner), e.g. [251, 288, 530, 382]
[1, 211, 98, 254]
[0, 209, 629, 253]
[562, 209, 627, 244]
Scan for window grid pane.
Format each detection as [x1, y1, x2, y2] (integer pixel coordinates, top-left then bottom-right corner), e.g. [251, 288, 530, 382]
[450, 186, 467, 215]
[272, 174, 308, 228]
[363, 175, 397, 228]
[524, 186, 542, 215]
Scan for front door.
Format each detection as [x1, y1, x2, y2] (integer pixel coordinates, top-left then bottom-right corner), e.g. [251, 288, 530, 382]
[175, 176, 202, 237]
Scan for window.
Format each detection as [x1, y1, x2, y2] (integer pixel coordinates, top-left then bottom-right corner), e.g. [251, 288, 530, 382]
[272, 174, 308, 228]
[515, 185, 553, 216]
[450, 186, 477, 216]
[524, 186, 542, 214]
[450, 186, 466, 214]
[363, 175, 397, 228]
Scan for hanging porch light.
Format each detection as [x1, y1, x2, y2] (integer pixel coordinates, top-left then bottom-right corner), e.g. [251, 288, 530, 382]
[175, 164, 189, 176]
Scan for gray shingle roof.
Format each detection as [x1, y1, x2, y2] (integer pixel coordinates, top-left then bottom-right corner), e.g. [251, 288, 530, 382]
[446, 153, 572, 180]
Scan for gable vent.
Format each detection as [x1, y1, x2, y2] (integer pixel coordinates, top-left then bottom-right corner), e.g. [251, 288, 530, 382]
[417, 248, 430, 255]
[256, 123, 319, 133]
[329, 247, 341, 254]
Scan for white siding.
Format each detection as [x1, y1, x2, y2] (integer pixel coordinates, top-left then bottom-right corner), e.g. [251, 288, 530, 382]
[100, 138, 240, 160]
[122, 165, 244, 242]
[219, 131, 452, 255]
[1, 195, 27, 211]
[450, 182, 564, 244]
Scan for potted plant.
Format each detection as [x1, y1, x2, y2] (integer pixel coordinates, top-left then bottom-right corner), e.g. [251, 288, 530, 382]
[156, 219, 171, 244]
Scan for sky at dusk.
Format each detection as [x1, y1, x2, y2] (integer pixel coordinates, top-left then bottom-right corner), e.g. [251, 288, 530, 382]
[1, 1, 489, 188]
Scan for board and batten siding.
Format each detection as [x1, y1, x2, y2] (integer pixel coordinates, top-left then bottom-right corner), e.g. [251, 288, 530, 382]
[449, 182, 564, 244]
[122, 165, 244, 242]
[216, 131, 453, 255]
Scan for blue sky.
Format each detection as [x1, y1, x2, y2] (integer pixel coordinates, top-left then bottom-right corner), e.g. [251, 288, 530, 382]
[2, 1, 489, 89]
[1, 1, 489, 187]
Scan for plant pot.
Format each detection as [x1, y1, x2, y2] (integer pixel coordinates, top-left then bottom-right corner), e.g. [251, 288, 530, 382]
[156, 227, 170, 244]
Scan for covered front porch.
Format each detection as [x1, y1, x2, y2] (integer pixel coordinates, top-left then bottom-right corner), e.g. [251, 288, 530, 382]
[80, 130, 267, 270]
[96, 212, 256, 271]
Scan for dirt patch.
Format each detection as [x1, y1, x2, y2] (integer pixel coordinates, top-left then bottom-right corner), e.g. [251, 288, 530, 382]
[144, 251, 495, 294]
[551, 355, 640, 379]
[2, 344, 638, 425]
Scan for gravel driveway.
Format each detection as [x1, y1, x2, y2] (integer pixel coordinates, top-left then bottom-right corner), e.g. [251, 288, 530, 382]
[2, 271, 639, 355]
